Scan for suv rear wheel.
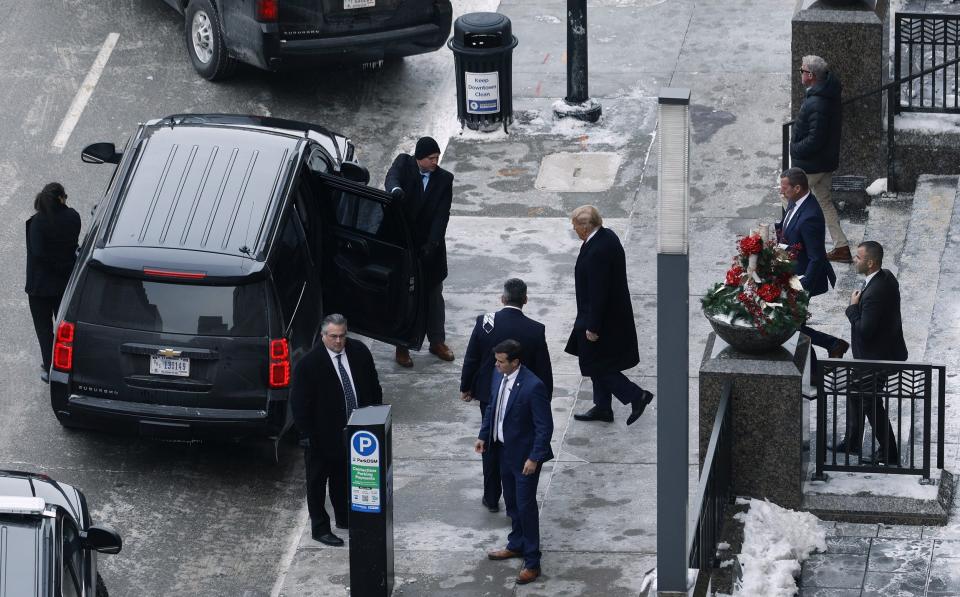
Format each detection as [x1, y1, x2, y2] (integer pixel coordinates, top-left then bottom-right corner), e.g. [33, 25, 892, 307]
[185, 0, 236, 81]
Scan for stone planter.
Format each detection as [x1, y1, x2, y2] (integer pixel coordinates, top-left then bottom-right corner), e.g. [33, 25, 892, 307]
[704, 311, 801, 355]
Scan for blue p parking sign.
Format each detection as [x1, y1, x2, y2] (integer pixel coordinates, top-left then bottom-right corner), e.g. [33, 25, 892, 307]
[351, 431, 381, 512]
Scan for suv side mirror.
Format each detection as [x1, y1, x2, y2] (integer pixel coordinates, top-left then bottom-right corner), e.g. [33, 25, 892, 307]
[81, 143, 121, 164]
[82, 524, 123, 554]
[340, 161, 370, 185]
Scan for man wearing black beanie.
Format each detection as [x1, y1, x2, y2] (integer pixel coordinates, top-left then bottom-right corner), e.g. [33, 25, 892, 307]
[385, 136, 455, 367]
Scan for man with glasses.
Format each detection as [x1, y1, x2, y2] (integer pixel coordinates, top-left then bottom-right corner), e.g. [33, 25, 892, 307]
[290, 313, 383, 546]
[791, 55, 852, 263]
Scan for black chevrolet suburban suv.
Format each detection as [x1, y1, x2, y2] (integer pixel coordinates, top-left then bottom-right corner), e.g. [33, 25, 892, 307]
[50, 114, 426, 441]
[162, 0, 453, 80]
[0, 470, 123, 596]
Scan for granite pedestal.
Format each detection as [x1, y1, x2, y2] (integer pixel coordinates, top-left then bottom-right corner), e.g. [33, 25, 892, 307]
[792, 1, 888, 182]
[699, 332, 811, 510]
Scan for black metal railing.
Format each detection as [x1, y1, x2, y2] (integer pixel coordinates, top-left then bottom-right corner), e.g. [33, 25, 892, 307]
[781, 42, 960, 191]
[896, 12, 960, 114]
[814, 359, 947, 481]
[688, 381, 733, 571]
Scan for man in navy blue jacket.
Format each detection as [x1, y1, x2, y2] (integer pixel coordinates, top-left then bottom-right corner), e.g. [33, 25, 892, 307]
[476, 339, 554, 585]
[775, 168, 848, 369]
[460, 278, 552, 512]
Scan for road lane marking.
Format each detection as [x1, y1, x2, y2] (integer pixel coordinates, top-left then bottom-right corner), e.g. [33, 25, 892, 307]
[270, 502, 308, 597]
[51, 32, 119, 153]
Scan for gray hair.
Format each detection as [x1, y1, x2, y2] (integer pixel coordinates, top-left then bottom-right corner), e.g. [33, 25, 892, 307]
[780, 167, 809, 190]
[571, 204, 603, 227]
[502, 278, 527, 307]
[802, 55, 828, 80]
[321, 313, 348, 332]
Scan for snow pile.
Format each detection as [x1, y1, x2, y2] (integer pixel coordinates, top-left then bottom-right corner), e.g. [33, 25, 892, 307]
[894, 112, 960, 134]
[733, 498, 827, 597]
[866, 178, 887, 196]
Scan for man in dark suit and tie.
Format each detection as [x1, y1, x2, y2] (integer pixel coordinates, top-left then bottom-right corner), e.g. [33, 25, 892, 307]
[775, 168, 848, 370]
[476, 339, 554, 585]
[565, 205, 653, 426]
[460, 278, 553, 512]
[837, 241, 906, 464]
[385, 136, 455, 368]
[290, 313, 383, 546]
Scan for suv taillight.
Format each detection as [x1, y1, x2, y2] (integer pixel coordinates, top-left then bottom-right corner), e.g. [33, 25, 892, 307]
[255, 0, 278, 22]
[53, 321, 75, 371]
[269, 338, 290, 388]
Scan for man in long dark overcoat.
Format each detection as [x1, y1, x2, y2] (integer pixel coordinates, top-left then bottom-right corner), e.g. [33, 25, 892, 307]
[565, 205, 652, 426]
[290, 313, 383, 546]
[384, 136, 455, 368]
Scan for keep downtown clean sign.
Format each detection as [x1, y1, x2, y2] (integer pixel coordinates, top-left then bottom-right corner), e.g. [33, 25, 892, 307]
[465, 71, 500, 114]
[350, 430, 381, 513]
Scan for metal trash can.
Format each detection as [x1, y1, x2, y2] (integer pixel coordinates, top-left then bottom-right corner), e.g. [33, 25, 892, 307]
[447, 12, 518, 132]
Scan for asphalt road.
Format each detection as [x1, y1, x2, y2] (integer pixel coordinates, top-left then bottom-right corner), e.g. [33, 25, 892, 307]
[0, 1, 491, 594]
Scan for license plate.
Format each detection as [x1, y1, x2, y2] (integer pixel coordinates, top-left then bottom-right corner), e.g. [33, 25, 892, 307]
[150, 355, 190, 377]
[344, 0, 375, 8]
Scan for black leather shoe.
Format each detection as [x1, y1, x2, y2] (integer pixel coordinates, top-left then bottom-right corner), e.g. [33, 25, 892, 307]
[482, 499, 499, 513]
[833, 439, 861, 454]
[627, 390, 654, 426]
[312, 531, 343, 546]
[574, 406, 614, 423]
[828, 339, 850, 359]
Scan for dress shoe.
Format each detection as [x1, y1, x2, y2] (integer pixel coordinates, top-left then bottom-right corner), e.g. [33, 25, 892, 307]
[828, 339, 850, 359]
[833, 438, 861, 454]
[395, 347, 413, 368]
[487, 548, 523, 561]
[627, 390, 654, 426]
[429, 343, 455, 362]
[516, 567, 540, 585]
[573, 406, 614, 423]
[482, 499, 499, 513]
[312, 531, 343, 546]
[826, 246, 853, 263]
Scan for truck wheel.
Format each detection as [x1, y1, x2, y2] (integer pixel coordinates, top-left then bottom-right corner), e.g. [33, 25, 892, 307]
[184, 0, 237, 81]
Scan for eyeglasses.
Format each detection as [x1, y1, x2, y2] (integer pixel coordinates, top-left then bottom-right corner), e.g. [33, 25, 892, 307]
[799, 69, 812, 75]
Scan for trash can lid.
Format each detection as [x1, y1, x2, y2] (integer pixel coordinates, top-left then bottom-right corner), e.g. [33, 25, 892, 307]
[453, 12, 512, 45]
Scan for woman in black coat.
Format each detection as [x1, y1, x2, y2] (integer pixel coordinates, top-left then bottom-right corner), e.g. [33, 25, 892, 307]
[25, 182, 80, 381]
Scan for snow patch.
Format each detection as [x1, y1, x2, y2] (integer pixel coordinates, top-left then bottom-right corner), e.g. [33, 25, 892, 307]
[866, 178, 887, 196]
[805, 470, 940, 500]
[733, 498, 826, 597]
[894, 112, 960, 134]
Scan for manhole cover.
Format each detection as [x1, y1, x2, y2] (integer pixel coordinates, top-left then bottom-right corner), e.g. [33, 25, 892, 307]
[534, 152, 621, 192]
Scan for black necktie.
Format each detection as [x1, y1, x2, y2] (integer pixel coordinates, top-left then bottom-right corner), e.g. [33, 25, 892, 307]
[336, 354, 358, 417]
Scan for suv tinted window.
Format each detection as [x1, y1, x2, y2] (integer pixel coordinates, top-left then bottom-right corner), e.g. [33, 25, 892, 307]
[271, 211, 309, 326]
[78, 268, 268, 337]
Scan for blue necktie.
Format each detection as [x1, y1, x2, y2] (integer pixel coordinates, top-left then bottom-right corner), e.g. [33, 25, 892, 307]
[421, 173, 429, 191]
[336, 354, 358, 417]
[783, 200, 797, 231]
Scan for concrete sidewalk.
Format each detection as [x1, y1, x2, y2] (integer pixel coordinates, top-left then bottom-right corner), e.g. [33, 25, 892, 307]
[276, 1, 960, 595]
